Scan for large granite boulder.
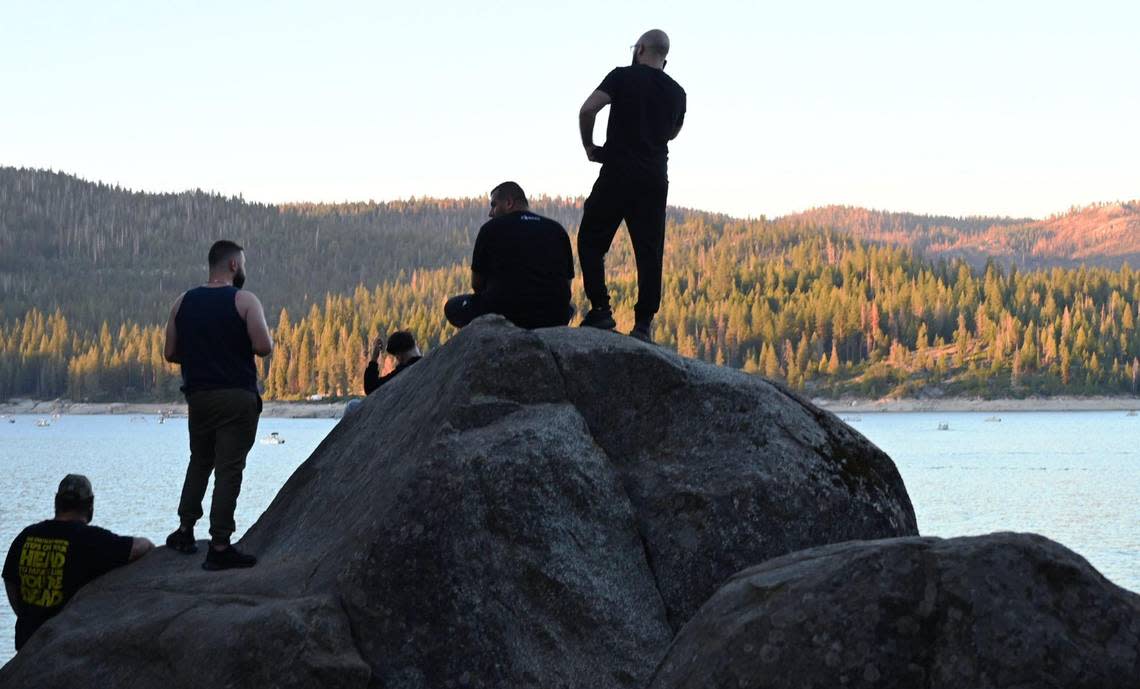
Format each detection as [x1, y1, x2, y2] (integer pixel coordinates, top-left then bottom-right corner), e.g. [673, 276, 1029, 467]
[1, 317, 916, 688]
[650, 533, 1140, 689]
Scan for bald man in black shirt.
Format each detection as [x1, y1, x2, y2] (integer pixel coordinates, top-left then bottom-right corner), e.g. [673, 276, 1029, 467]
[577, 29, 687, 344]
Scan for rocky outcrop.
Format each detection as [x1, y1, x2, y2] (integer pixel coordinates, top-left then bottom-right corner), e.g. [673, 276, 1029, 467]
[650, 533, 1140, 689]
[0, 317, 916, 689]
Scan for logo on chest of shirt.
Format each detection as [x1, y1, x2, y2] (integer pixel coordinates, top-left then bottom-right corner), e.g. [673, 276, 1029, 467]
[18, 537, 68, 607]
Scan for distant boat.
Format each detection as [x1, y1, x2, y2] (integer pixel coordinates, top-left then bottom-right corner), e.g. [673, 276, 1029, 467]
[1127, 410, 1138, 417]
[937, 423, 950, 431]
[841, 415, 863, 423]
[984, 415, 1001, 422]
[260, 432, 285, 445]
[35, 418, 51, 428]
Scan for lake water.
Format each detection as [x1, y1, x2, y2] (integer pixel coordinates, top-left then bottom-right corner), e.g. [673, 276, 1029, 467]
[1, 410, 1137, 663]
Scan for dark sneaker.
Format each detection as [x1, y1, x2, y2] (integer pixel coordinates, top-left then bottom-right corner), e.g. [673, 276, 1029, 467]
[202, 545, 257, 571]
[629, 320, 654, 344]
[165, 527, 198, 554]
[580, 307, 616, 330]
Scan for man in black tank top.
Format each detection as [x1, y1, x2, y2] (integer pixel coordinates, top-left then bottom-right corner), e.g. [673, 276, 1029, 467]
[162, 240, 274, 570]
[577, 29, 686, 344]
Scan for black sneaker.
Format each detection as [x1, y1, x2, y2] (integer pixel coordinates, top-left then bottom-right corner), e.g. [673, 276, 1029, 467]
[202, 545, 257, 571]
[165, 527, 199, 554]
[580, 307, 616, 330]
[629, 320, 654, 344]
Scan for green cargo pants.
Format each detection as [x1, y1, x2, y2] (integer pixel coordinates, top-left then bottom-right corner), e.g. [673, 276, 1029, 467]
[177, 388, 261, 544]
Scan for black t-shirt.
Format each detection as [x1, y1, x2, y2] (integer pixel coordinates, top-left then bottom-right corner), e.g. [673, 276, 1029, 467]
[597, 64, 687, 182]
[3, 520, 133, 650]
[471, 211, 574, 329]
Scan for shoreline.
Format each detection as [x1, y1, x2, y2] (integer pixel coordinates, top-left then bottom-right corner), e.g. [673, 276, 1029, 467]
[0, 399, 346, 419]
[3, 395, 1139, 418]
[812, 396, 1140, 413]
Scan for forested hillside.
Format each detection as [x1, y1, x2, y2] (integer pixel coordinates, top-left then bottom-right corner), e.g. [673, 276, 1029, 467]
[784, 202, 1140, 269]
[0, 167, 591, 328]
[2, 167, 1139, 402]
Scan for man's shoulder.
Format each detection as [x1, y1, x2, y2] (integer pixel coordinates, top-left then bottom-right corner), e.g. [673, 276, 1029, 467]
[234, 289, 261, 307]
[13, 520, 60, 540]
[519, 211, 567, 233]
[655, 69, 684, 95]
[77, 523, 122, 540]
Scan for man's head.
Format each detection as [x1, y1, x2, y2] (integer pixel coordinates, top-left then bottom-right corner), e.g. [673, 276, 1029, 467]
[208, 239, 247, 289]
[385, 330, 420, 362]
[632, 29, 670, 69]
[54, 474, 94, 523]
[488, 181, 529, 218]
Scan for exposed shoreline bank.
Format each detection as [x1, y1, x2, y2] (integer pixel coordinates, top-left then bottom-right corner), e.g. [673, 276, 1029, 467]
[0, 399, 345, 419]
[3, 395, 1139, 418]
[812, 396, 1140, 413]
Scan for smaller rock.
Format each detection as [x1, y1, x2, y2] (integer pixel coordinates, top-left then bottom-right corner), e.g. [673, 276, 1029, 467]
[650, 533, 1140, 689]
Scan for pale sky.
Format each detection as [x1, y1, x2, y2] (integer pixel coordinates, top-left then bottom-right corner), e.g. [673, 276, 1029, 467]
[1, 0, 1137, 219]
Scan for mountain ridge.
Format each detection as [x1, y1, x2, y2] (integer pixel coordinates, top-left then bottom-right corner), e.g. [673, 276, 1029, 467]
[782, 201, 1140, 268]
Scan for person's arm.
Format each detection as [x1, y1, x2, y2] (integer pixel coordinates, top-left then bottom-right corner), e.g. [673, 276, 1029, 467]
[163, 294, 184, 363]
[579, 89, 612, 162]
[236, 291, 274, 357]
[670, 92, 687, 140]
[128, 538, 154, 562]
[363, 336, 383, 395]
[471, 224, 490, 294]
[5, 578, 21, 617]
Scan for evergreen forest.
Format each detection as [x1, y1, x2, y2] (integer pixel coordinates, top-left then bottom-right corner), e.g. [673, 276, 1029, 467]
[2, 167, 1139, 401]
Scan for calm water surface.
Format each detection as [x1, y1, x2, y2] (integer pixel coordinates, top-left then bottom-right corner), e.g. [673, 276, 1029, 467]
[1, 410, 1137, 663]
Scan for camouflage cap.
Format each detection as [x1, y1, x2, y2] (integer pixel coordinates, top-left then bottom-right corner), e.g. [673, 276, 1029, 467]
[56, 474, 94, 501]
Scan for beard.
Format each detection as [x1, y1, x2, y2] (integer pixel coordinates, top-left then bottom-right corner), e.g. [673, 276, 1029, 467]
[233, 269, 246, 290]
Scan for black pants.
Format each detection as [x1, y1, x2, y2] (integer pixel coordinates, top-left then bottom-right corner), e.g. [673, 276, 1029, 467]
[578, 175, 668, 321]
[445, 294, 574, 329]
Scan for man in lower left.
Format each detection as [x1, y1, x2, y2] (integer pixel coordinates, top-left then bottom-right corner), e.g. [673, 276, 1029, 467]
[2, 475, 153, 652]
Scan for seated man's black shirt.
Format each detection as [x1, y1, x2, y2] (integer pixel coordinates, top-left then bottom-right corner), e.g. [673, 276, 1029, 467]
[3, 520, 133, 650]
[471, 210, 574, 328]
[597, 64, 687, 182]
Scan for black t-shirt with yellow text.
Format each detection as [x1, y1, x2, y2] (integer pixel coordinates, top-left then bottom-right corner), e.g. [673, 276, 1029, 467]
[3, 520, 132, 650]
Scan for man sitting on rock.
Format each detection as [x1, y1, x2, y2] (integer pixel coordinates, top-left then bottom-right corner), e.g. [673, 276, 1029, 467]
[445, 182, 575, 330]
[364, 330, 422, 394]
[3, 475, 153, 652]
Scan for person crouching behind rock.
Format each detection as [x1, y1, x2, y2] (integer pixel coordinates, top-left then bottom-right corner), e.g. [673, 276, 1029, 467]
[344, 331, 424, 416]
[364, 330, 422, 395]
[445, 181, 575, 330]
[3, 475, 153, 652]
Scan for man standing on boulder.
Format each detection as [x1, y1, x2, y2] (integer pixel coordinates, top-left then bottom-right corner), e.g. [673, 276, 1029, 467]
[445, 182, 575, 330]
[163, 240, 273, 570]
[577, 29, 686, 344]
[3, 475, 153, 651]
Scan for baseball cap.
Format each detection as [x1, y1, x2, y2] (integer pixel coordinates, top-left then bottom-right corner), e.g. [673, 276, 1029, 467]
[386, 331, 417, 355]
[56, 474, 94, 501]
